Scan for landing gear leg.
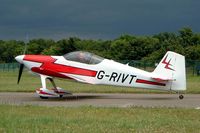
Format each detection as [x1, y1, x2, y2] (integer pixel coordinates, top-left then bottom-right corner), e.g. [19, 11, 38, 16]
[47, 78, 62, 98]
[47, 78, 72, 96]
[47, 78, 58, 91]
[36, 75, 72, 99]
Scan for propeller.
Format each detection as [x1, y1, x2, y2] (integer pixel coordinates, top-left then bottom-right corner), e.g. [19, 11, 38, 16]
[17, 64, 24, 84]
[16, 34, 29, 84]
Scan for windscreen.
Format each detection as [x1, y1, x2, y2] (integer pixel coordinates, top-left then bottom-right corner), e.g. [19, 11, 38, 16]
[63, 51, 104, 64]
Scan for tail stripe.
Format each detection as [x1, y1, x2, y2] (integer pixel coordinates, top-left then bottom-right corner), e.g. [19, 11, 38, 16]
[136, 79, 166, 86]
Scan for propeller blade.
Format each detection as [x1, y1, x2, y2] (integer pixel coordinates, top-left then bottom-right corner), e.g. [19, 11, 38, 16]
[17, 64, 24, 84]
[23, 34, 29, 54]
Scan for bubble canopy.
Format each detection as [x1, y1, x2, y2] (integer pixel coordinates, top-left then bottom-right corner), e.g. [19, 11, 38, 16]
[63, 51, 104, 64]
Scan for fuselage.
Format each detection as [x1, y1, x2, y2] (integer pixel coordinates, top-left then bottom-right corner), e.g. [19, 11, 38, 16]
[17, 55, 170, 91]
[15, 51, 187, 99]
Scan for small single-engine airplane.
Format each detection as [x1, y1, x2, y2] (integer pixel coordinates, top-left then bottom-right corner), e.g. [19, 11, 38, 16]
[15, 51, 186, 99]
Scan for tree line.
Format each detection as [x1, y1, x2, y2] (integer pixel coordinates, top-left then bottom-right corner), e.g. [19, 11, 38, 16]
[0, 27, 200, 63]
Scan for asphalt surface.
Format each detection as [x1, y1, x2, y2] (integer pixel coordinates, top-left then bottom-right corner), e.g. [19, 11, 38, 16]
[0, 92, 200, 109]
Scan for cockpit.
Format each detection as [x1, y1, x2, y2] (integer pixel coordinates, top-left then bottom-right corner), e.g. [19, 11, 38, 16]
[63, 51, 104, 64]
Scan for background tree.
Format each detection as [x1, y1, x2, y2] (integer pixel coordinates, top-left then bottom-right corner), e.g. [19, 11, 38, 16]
[1, 27, 200, 63]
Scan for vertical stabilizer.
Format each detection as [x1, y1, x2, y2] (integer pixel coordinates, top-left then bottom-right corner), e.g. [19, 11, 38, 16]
[152, 51, 186, 91]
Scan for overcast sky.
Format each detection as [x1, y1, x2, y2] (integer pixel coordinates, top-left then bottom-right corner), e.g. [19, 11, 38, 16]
[0, 0, 199, 40]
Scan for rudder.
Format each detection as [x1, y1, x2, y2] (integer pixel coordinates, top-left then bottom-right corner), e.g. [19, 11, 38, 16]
[152, 51, 186, 91]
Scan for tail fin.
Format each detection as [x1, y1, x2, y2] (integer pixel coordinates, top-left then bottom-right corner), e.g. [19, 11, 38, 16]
[152, 51, 186, 91]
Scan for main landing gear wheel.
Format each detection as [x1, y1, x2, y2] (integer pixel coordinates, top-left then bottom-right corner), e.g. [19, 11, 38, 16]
[40, 96, 49, 99]
[179, 95, 184, 99]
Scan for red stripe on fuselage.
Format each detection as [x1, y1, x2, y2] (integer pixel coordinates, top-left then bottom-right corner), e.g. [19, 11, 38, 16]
[24, 55, 97, 77]
[136, 79, 166, 86]
[31, 67, 71, 79]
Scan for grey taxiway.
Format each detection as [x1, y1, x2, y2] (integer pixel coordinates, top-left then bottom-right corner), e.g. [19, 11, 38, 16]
[0, 93, 200, 109]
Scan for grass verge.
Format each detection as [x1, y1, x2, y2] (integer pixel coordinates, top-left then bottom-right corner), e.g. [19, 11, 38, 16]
[0, 104, 200, 133]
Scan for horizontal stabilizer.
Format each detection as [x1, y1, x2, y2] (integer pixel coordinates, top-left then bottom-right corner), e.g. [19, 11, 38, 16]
[151, 76, 174, 82]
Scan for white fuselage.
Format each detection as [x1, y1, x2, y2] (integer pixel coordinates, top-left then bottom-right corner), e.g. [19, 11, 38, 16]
[52, 56, 170, 91]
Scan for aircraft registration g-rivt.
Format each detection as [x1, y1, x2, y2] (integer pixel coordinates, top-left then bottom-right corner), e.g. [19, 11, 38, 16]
[15, 51, 186, 99]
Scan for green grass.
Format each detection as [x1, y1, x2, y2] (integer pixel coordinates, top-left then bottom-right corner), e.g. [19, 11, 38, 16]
[0, 71, 200, 93]
[0, 71, 200, 133]
[185, 75, 200, 93]
[0, 104, 200, 133]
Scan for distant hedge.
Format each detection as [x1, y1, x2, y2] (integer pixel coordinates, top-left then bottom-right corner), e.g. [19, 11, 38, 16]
[0, 27, 200, 63]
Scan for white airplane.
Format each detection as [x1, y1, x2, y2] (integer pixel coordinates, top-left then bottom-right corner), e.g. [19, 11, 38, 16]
[15, 51, 186, 99]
